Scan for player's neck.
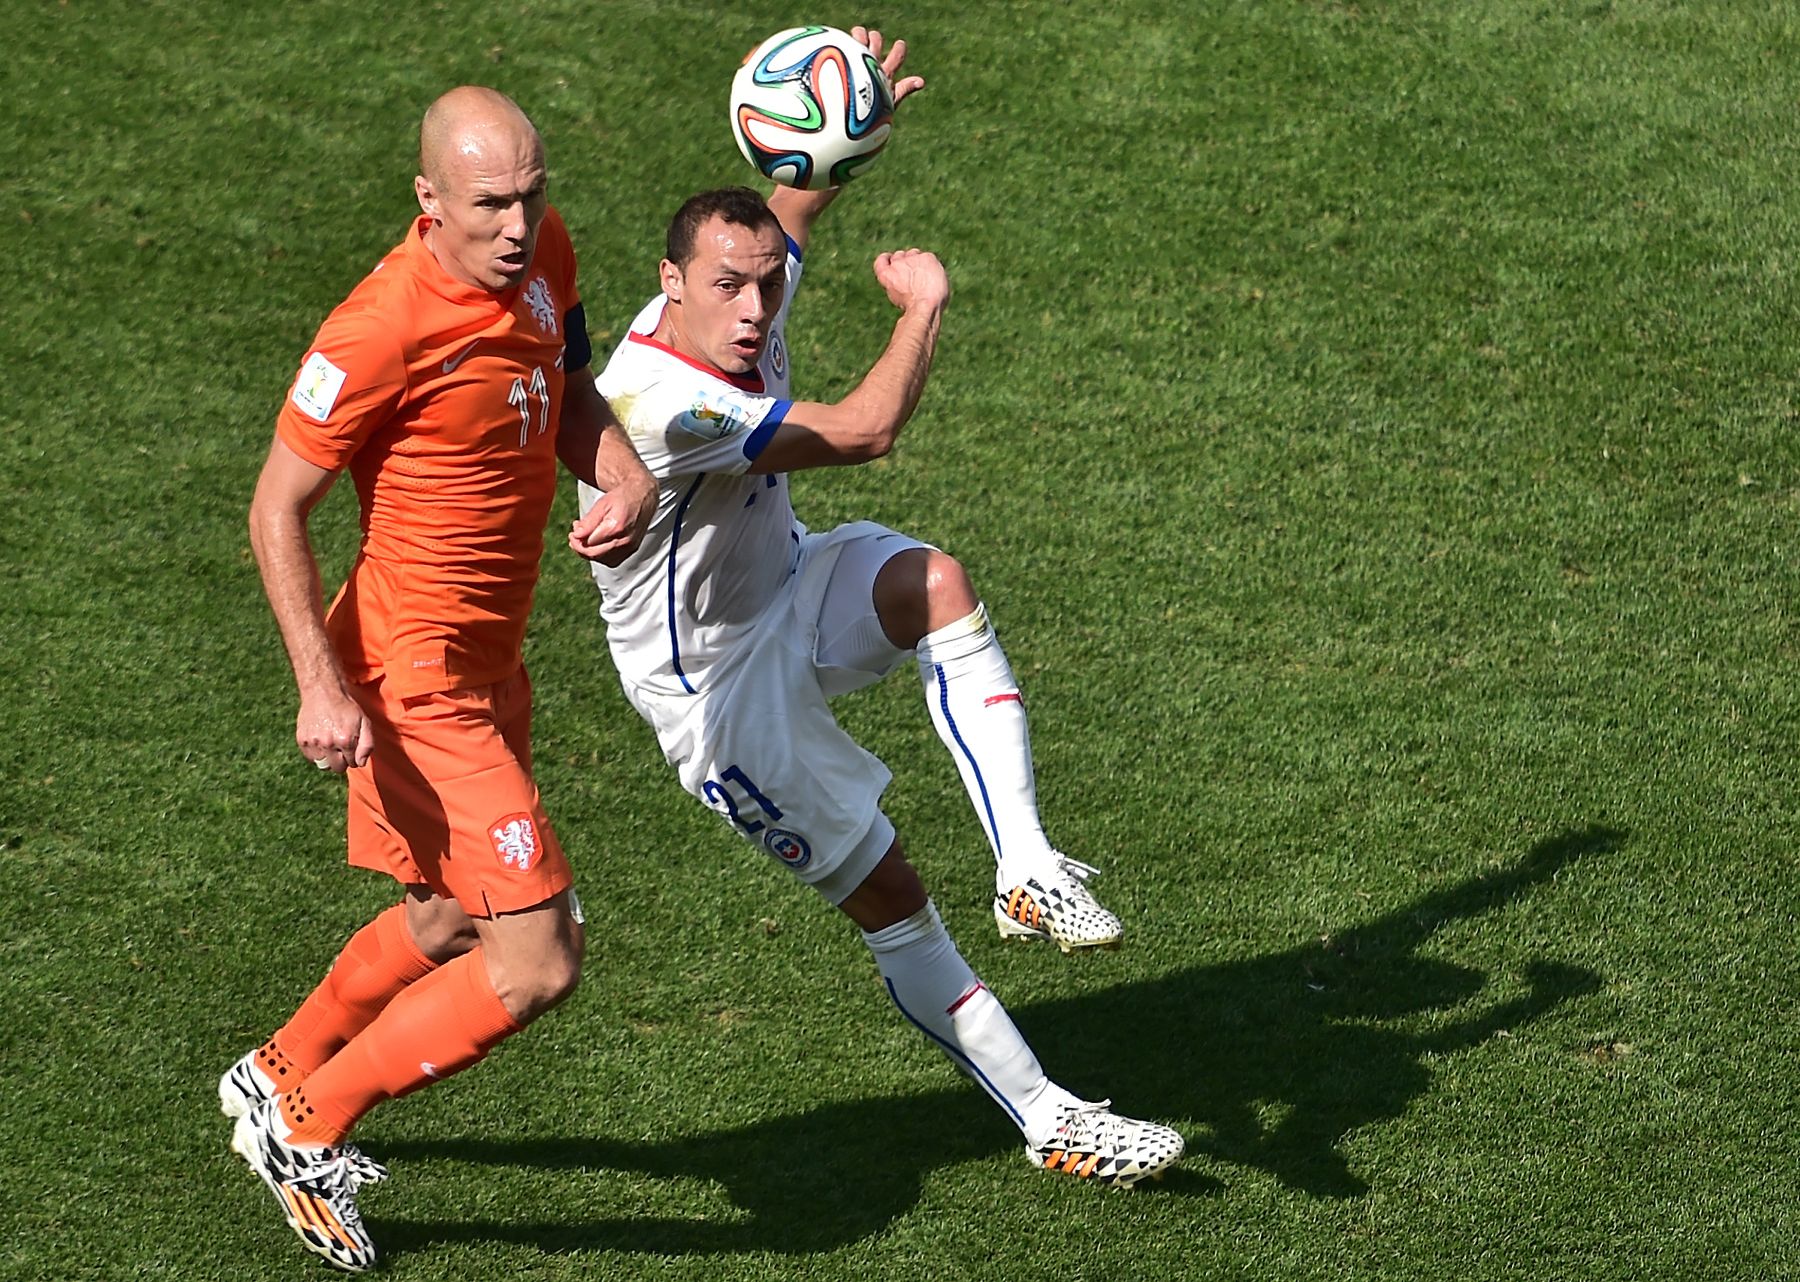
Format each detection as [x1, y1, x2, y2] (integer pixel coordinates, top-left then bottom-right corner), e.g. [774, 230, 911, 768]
[420, 221, 501, 294]
[652, 302, 708, 370]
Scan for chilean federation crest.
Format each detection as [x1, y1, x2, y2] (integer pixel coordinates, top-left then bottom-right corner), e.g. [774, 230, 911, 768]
[763, 827, 812, 870]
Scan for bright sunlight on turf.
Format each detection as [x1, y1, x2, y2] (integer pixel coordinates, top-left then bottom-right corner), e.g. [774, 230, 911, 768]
[5, 2, 1799, 1279]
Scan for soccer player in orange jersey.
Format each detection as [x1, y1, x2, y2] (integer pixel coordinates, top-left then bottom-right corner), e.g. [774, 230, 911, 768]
[220, 86, 655, 1273]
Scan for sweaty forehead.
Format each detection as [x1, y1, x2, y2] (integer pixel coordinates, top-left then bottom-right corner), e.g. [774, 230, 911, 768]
[697, 218, 784, 272]
[439, 123, 545, 193]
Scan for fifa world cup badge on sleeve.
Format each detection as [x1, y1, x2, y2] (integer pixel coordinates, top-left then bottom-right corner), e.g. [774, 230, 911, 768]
[677, 390, 758, 440]
[291, 351, 348, 422]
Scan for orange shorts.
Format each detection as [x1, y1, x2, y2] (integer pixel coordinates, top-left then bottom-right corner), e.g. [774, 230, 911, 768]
[346, 666, 573, 917]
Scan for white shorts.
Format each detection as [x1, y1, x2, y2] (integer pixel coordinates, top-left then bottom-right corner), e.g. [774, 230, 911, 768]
[625, 521, 930, 903]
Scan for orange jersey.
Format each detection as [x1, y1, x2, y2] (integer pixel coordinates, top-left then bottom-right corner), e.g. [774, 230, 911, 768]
[277, 209, 581, 696]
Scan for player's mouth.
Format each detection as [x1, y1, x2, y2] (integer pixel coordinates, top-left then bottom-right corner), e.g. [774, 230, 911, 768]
[729, 334, 764, 360]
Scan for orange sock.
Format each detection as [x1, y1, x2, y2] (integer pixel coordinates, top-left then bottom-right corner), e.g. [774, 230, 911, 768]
[280, 949, 521, 1145]
[251, 1037, 304, 1094]
[272, 904, 439, 1075]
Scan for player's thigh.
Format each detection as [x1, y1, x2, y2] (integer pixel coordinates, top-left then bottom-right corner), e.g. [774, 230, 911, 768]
[662, 644, 893, 898]
[348, 678, 573, 919]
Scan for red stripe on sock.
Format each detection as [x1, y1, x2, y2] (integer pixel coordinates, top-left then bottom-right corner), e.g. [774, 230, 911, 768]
[945, 982, 987, 1016]
[983, 693, 1023, 707]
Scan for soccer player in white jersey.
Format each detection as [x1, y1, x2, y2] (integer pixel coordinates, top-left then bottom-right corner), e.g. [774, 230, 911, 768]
[575, 29, 1181, 1186]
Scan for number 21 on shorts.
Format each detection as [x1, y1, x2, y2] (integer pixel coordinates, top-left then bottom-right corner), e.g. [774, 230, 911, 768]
[703, 765, 782, 836]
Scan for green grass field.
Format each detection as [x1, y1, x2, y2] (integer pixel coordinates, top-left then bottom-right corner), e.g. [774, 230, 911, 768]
[6, 1, 1800, 1278]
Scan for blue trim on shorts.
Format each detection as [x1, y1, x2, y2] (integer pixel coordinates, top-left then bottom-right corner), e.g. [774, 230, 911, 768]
[742, 399, 791, 461]
[934, 662, 1002, 859]
[667, 475, 707, 694]
[884, 978, 1026, 1129]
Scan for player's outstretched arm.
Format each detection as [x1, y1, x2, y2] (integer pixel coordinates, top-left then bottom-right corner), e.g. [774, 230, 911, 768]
[765, 25, 925, 254]
[247, 438, 372, 772]
[748, 247, 950, 474]
[560, 370, 657, 566]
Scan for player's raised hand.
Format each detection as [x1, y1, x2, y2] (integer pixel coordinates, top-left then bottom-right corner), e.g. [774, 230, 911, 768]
[873, 248, 951, 312]
[852, 26, 925, 104]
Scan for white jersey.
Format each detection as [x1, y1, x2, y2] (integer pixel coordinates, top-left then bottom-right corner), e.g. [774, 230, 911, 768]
[581, 237, 804, 698]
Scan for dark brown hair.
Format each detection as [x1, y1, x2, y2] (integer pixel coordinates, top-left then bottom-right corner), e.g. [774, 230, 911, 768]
[665, 187, 784, 267]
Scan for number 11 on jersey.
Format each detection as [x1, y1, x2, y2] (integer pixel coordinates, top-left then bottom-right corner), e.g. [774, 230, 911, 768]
[508, 366, 550, 446]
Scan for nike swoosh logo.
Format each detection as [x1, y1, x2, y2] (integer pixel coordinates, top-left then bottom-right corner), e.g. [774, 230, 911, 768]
[442, 341, 479, 373]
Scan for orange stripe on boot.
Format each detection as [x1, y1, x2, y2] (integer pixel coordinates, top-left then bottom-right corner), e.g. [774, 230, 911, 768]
[309, 1196, 358, 1253]
[280, 1185, 322, 1235]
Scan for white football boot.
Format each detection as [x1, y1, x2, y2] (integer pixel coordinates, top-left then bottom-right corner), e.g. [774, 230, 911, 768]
[1027, 1098, 1185, 1188]
[994, 855, 1123, 953]
[230, 1098, 379, 1273]
[220, 1048, 387, 1189]
[218, 1046, 283, 1119]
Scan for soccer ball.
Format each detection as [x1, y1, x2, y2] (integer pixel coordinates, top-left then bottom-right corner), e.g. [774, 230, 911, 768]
[729, 25, 896, 191]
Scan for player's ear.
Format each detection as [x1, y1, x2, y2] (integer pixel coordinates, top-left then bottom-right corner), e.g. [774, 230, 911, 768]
[415, 174, 440, 223]
[659, 258, 683, 303]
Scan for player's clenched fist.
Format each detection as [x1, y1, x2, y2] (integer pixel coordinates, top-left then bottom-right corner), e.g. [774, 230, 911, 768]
[569, 471, 656, 567]
[873, 248, 950, 312]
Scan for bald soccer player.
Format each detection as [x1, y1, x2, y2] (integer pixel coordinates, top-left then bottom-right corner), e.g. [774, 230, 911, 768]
[219, 86, 655, 1273]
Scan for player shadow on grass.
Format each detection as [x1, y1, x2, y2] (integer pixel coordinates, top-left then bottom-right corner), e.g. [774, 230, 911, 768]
[375, 823, 1619, 1257]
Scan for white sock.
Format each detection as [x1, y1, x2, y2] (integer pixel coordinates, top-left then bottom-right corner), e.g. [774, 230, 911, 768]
[915, 605, 1058, 890]
[862, 903, 1076, 1145]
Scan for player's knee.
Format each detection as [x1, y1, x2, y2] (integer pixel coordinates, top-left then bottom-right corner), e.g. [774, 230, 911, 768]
[531, 912, 585, 1008]
[875, 549, 977, 648]
[535, 947, 584, 1010]
[920, 552, 979, 628]
[495, 946, 582, 1021]
[484, 897, 584, 1021]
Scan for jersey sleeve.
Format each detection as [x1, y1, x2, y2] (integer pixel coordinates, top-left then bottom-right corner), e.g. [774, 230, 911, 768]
[613, 374, 791, 480]
[275, 303, 407, 472]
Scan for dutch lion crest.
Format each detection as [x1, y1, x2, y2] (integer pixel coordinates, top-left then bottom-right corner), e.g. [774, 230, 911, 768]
[523, 277, 558, 336]
[489, 814, 539, 871]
